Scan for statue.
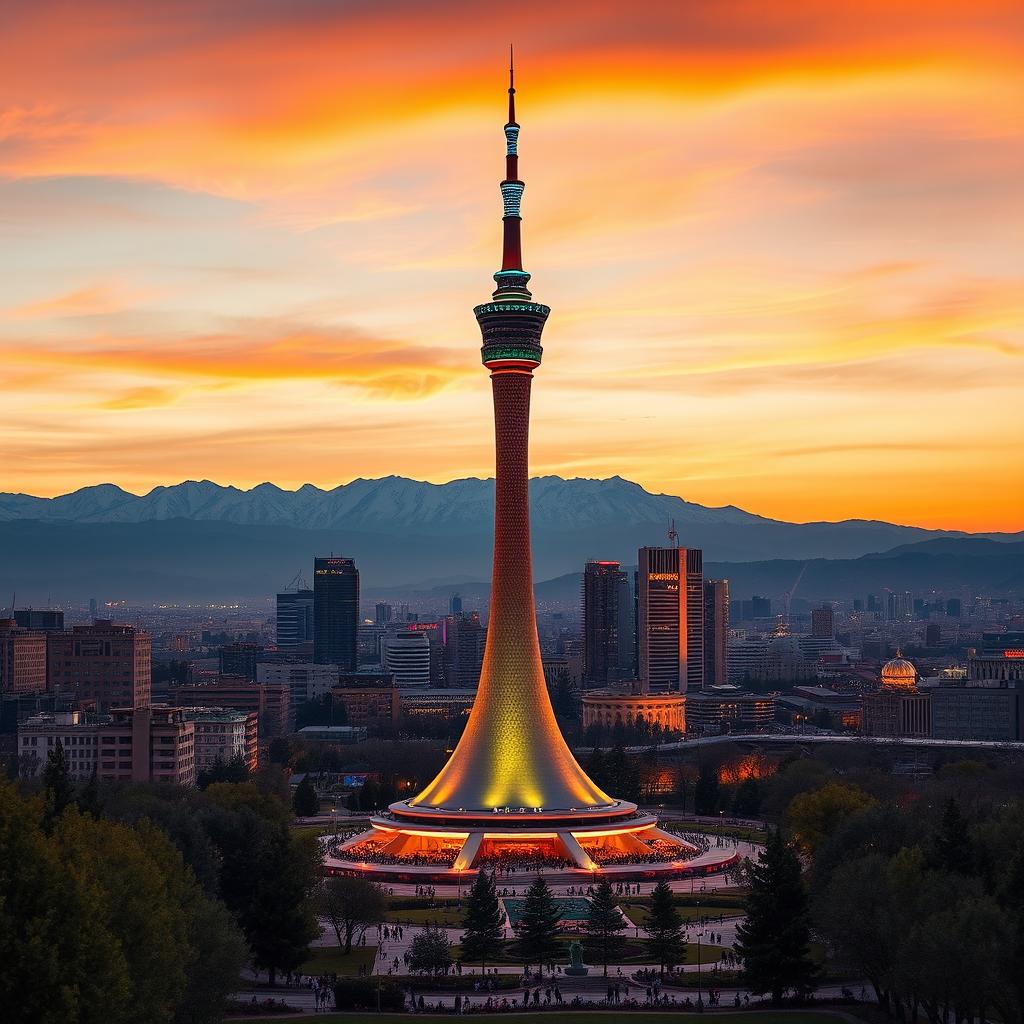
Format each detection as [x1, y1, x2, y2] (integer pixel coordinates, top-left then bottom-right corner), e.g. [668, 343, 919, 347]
[565, 939, 589, 976]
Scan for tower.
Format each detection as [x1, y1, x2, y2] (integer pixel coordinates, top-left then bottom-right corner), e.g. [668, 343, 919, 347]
[407, 56, 609, 812]
[330, 58, 706, 879]
[313, 556, 359, 669]
[277, 585, 314, 653]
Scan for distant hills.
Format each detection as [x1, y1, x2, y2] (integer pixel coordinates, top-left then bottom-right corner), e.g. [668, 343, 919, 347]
[0, 477, 1020, 601]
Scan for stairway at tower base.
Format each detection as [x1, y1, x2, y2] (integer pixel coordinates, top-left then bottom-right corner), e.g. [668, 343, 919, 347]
[323, 813, 741, 883]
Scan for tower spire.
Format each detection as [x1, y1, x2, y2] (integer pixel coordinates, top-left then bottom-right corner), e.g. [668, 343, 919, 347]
[508, 44, 516, 125]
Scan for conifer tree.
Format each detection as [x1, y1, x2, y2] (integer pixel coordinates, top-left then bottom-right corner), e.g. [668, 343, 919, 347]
[460, 869, 504, 974]
[646, 878, 684, 976]
[292, 774, 319, 817]
[43, 739, 74, 823]
[585, 877, 626, 976]
[735, 829, 817, 1004]
[512, 876, 561, 973]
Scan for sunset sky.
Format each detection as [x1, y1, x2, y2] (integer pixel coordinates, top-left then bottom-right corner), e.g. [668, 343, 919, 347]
[1, 0, 1022, 530]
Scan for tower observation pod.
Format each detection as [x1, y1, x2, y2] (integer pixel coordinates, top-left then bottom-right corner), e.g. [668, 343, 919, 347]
[326, 57, 736, 882]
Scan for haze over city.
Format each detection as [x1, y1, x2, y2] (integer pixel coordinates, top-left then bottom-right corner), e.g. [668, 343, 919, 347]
[3, 1, 1022, 529]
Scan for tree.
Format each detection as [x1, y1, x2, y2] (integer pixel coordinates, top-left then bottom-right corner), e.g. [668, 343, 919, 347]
[786, 782, 876, 855]
[0, 781, 131, 1024]
[693, 761, 720, 815]
[732, 777, 762, 818]
[512, 876, 562, 973]
[267, 737, 292, 765]
[585, 877, 626, 976]
[408, 927, 453, 977]
[292, 774, 319, 817]
[646, 879, 684, 976]
[930, 798, 973, 876]
[734, 829, 817, 1004]
[197, 755, 249, 789]
[76, 768, 102, 819]
[42, 739, 74, 822]
[319, 875, 385, 955]
[176, 897, 250, 1024]
[460, 870, 503, 973]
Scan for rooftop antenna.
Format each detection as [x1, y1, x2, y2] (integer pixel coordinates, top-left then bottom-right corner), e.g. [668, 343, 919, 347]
[284, 570, 310, 591]
[667, 519, 678, 547]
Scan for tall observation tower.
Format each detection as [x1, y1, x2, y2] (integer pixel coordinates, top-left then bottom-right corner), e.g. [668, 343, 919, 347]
[330, 59, 717, 879]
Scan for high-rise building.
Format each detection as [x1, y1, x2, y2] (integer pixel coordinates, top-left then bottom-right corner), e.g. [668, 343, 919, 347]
[702, 579, 729, 688]
[0, 619, 48, 694]
[256, 662, 338, 707]
[183, 707, 259, 773]
[946, 598, 962, 618]
[46, 620, 151, 710]
[811, 605, 834, 639]
[313, 556, 359, 669]
[276, 588, 314, 653]
[96, 706, 196, 785]
[170, 679, 289, 738]
[375, 602, 393, 625]
[582, 560, 631, 688]
[218, 642, 261, 680]
[636, 546, 703, 694]
[14, 609, 65, 632]
[382, 630, 431, 688]
[449, 593, 463, 615]
[443, 611, 487, 688]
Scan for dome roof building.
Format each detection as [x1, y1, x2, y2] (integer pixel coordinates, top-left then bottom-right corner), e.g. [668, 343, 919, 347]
[881, 651, 917, 690]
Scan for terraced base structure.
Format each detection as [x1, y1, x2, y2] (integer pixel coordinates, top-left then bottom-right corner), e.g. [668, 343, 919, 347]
[327, 59, 736, 884]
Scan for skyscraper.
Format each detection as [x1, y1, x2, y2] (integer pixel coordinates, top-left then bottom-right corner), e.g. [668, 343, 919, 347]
[703, 578, 729, 688]
[383, 630, 431, 688]
[313, 556, 359, 669]
[811, 605, 834, 639]
[276, 588, 314, 653]
[582, 560, 630, 688]
[443, 611, 486, 688]
[636, 546, 704, 695]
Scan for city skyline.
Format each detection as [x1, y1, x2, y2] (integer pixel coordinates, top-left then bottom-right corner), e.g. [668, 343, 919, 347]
[2, 2, 1022, 531]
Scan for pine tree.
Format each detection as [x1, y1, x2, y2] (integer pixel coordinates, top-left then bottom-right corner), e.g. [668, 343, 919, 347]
[76, 768, 102, 819]
[646, 879, 684, 976]
[460, 870, 504, 973]
[512, 876, 561, 973]
[292, 774, 319, 817]
[43, 739, 74, 823]
[693, 762, 720, 815]
[734, 829, 817, 1004]
[931, 798, 972, 876]
[585, 877, 625, 976]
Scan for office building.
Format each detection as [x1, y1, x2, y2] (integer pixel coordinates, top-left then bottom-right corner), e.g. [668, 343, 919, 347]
[183, 707, 259, 773]
[443, 612, 487, 688]
[0, 619, 47, 694]
[256, 662, 337, 706]
[636, 546, 703, 694]
[383, 630, 431, 688]
[170, 679, 289, 738]
[46, 620, 151, 710]
[582, 560, 631, 688]
[296, 724, 368, 744]
[811, 606, 834, 639]
[375, 602, 393, 625]
[332, 674, 400, 728]
[276, 588, 314, 654]
[931, 686, 1021, 742]
[14, 609, 65, 632]
[17, 710, 100, 779]
[684, 688, 775, 734]
[702, 579, 729, 688]
[313, 557, 359, 669]
[96, 706, 196, 785]
[218, 642, 261, 681]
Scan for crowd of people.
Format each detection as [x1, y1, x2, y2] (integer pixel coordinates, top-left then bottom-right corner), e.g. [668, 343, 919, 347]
[339, 839, 459, 867]
[475, 849, 574, 873]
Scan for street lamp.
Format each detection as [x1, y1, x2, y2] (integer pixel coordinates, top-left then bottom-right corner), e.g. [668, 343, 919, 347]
[695, 898, 703, 1010]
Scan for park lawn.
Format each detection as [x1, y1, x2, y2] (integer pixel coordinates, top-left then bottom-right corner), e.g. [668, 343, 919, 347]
[659, 821, 767, 844]
[385, 906, 466, 926]
[232, 1012, 852, 1024]
[448, 939, 725, 967]
[301, 945, 377, 976]
[620, 901, 744, 927]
